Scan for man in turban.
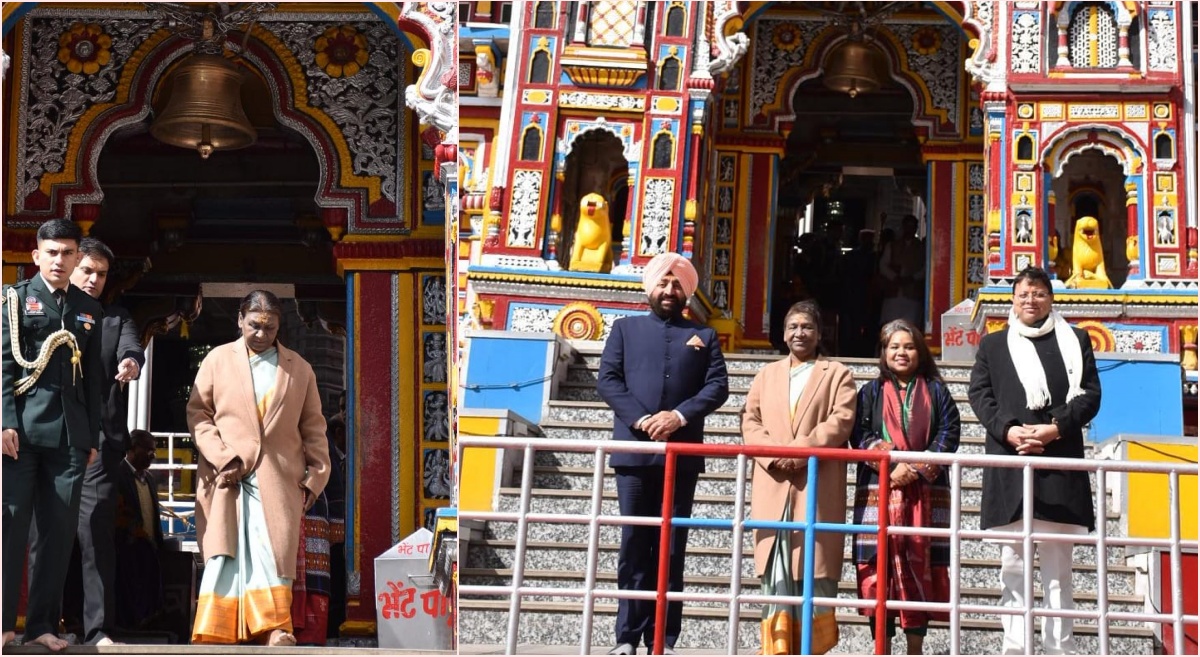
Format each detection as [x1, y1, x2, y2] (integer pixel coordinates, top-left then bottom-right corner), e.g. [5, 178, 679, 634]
[596, 252, 729, 655]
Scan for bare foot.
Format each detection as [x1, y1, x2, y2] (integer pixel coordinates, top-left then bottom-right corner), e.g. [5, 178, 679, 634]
[2, 631, 13, 645]
[266, 630, 296, 647]
[27, 633, 68, 651]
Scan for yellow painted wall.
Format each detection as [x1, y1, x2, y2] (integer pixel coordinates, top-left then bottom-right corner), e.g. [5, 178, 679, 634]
[1127, 441, 1198, 540]
[459, 414, 504, 512]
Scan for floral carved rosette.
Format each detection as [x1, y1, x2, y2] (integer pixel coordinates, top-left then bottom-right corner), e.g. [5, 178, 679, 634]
[57, 22, 111, 75]
[772, 24, 803, 52]
[912, 26, 942, 56]
[315, 25, 369, 78]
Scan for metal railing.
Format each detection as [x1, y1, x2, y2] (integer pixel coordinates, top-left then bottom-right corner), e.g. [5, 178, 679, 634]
[149, 430, 198, 544]
[458, 436, 1199, 655]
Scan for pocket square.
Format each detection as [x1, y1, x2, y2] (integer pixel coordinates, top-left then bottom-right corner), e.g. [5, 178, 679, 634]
[686, 334, 705, 350]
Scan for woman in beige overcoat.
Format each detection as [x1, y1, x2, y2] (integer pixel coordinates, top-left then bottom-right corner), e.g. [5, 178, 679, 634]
[188, 290, 330, 646]
[742, 300, 858, 654]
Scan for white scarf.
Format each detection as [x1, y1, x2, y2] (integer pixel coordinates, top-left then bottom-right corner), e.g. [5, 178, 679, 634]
[1005, 309, 1085, 410]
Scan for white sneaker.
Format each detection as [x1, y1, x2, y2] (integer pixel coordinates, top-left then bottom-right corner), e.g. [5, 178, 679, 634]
[608, 643, 635, 655]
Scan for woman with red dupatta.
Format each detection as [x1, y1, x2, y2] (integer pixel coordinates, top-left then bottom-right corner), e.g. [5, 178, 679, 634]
[850, 319, 961, 654]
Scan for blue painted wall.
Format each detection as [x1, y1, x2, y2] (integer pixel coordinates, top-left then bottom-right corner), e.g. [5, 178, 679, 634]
[464, 334, 555, 424]
[1091, 354, 1183, 441]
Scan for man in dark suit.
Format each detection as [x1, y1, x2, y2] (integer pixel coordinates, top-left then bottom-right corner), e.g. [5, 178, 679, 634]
[61, 237, 144, 646]
[113, 429, 163, 631]
[968, 266, 1101, 655]
[596, 252, 729, 656]
[2, 219, 105, 651]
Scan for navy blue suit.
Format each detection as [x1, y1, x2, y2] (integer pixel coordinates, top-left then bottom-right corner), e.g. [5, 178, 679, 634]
[596, 312, 728, 650]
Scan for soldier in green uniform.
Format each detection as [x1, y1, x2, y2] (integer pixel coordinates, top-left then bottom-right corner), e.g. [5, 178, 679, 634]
[2, 219, 105, 651]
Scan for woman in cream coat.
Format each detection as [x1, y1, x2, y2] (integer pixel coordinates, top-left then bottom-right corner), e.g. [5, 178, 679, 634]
[188, 290, 330, 646]
[742, 300, 858, 654]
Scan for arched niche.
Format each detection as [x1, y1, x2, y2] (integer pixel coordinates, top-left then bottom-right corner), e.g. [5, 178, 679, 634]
[1051, 149, 1130, 286]
[555, 129, 630, 271]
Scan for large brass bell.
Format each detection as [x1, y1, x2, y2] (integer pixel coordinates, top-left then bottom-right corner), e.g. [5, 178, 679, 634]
[822, 39, 885, 98]
[151, 54, 256, 159]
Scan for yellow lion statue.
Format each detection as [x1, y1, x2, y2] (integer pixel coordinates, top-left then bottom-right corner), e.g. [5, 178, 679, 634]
[569, 193, 614, 273]
[1065, 216, 1111, 289]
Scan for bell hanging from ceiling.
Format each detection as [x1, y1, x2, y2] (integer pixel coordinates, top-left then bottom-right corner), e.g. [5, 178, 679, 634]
[822, 33, 885, 99]
[150, 54, 256, 159]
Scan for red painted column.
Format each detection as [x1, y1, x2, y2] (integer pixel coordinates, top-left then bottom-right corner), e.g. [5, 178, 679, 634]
[926, 160, 954, 340]
[742, 154, 773, 343]
[345, 271, 397, 624]
[1126, 181, 1140, 277]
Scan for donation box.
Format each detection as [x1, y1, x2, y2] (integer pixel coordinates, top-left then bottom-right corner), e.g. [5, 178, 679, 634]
[374, 527, 454, 650]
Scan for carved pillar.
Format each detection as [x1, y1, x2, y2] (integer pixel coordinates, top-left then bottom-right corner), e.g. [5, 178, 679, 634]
[619, 173, 634, 266]
[1117, 24, 1132, 67]
[485, 187, 503, 248]
[1182, 325, 1198, 371]
[573, 2, 590, 42]
[548, 170, 566, 261]
[1187, 227, 1197, 278]
[984, 94, 1005, 275]
[1125, 178, 1140, 278]
[682, 124, 702, 260]
[1047, 190, 1059, 276]
[634, 1, 648, 45]
[1055, 24, 1070, 67]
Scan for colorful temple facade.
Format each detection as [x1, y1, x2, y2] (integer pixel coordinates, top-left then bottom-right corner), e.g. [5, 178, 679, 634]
[457, 1, 1197, 419]
[1, 1, 456, 634]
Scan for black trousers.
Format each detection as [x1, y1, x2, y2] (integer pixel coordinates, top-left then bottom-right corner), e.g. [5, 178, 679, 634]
[2, 440, 88, 638]
[613, 466, 699, 651]
[69, 447, 122, 643]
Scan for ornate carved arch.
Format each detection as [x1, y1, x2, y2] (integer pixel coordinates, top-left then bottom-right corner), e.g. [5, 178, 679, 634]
[760, 25, 959, 137]
[1041, 123, 1145, 177]
[707, 0, 996, 85]
[1053, 1, 1137, 29]
[14, 27, 403, 230]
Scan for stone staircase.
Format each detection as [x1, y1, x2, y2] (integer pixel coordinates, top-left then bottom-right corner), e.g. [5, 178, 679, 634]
[460, 346, 1156, 654]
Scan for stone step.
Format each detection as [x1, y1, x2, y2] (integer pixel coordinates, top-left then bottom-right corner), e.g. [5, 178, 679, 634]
[540, 419, 988, 443]
[464, 539, 1139, 597]
[545, 398, 979, 427]
[571, 350, 976, 381]
[457, 599, 1155, 654]
[460, 568, 1147, 626]
[563, 364, 972, 402]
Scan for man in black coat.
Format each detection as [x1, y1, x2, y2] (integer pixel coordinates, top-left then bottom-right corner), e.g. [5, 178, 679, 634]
[968, 266, 1101, 655]
[596, 252, 729, 655]
[62, 237, 144, 645]
[113, 429, 163, 631]
[2, 219, 105, 651]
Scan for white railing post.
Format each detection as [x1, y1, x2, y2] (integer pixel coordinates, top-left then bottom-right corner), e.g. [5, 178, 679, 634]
[727, 453, 749, 655]
[1023, 463, 1036, 653]
[949, 461, 963, 656]
[580, 445, 607, 654]
[1095, 466, 1109, 655]
[1169, 470, 1184, 656]
[506, 445, 537, 655]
